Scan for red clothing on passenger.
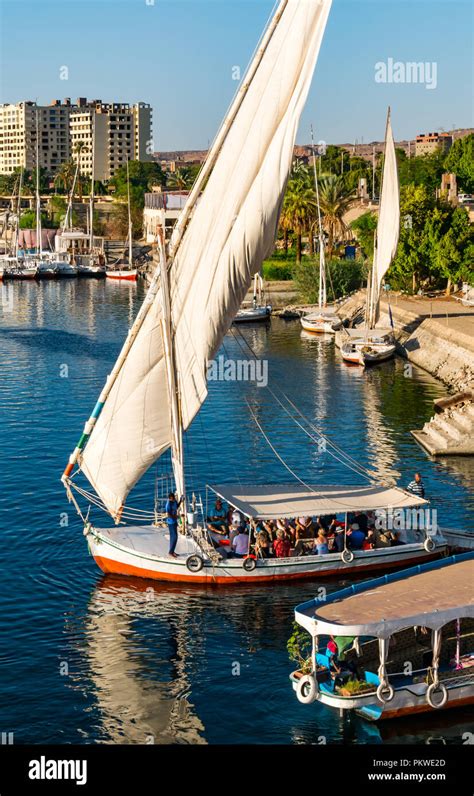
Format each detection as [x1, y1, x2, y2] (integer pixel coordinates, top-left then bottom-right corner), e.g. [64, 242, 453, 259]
[273, 538, 291, 558]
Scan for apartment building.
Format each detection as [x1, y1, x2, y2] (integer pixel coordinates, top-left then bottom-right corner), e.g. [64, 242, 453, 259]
[415, 132, 453, 157]
[0, 98, 153, 179]
[0, 99, 72, 175]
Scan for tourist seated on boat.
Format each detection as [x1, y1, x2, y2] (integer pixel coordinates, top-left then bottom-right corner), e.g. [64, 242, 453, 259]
[207, 498, 228, 535]
[231, 527, 250, 558]
[347, 523, 365, 550]
[273, 529, 292, 558]
[326, 636, 358, 684]
[255, 530, 273, 558]
[313, 531, 329, 555]
[352, 511, 369, 536]
[293, 516, 316, 556]
[367, 527, 392, 548]
[328, 520, 346, 553]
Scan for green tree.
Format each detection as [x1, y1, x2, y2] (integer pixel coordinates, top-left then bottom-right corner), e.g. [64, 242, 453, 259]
[444, 133, 474, 193]
[109, 160, 166, 207]
[166, 167, 194, 190]
[55, 159, 76, 194]
[350, 211, 377, 259]
[318, 175, 354, 255]
[281, 178, 317, 262]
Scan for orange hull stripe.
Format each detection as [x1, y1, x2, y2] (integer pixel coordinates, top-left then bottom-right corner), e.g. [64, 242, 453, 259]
[93, 551, 441, 585]
[381, 694, 474, 720]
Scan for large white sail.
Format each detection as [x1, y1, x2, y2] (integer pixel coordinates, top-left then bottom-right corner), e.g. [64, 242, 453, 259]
[370, 112, 400, 326]
[80, 0, 333, 518]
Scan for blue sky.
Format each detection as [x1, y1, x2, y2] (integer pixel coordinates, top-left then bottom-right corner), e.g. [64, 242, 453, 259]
[0, 0, 472, 150]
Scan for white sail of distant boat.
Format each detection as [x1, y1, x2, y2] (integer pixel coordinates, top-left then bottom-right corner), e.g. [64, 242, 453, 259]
[63, 1, 443, 585]
[341, 108, 400, 366]
[367, 108, 400, 330]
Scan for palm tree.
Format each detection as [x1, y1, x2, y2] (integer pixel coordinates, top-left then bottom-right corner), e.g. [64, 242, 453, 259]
[167, 167, 194, 190]
[281, 178, 317, 263]
[318, 175, 354, 255]
[54, 159, 75, 195]
[73, 141, 88, 201]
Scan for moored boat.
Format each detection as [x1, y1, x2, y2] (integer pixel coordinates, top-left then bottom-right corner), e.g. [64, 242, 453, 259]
[301, 312, 342, 334]
[234, 274, 272, 323]
[105, 267, 138, 281]
[290, 553, 474, 720]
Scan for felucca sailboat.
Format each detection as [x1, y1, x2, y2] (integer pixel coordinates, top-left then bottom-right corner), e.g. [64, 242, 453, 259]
[62, 1, 445, 584]
[340, 108, 400, 366]
[300, 125, 342, 335]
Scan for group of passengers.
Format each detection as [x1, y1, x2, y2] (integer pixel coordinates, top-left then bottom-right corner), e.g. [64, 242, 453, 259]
[206, 499, 405, 559]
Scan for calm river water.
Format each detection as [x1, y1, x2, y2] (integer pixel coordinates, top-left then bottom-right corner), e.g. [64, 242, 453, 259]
[1, 279, 473, 745]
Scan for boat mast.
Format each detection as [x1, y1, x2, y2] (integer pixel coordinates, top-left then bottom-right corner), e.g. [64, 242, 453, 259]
[35, 110, 42, 256]
[63, 158, 80, 234]
[311, 125, 326, 309]
[14, 168, 24, 259]
[62, 0, 289, 489]
[127, 160, 133, 267]
[158, 217, 185, 505]
[89, 115, 95, 253]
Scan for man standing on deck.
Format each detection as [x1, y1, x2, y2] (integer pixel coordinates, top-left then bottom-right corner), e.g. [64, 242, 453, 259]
[165, 491, 182, 558]
[407, 472, 425, 499]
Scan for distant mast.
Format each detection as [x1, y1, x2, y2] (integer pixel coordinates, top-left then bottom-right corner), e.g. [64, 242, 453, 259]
[35, 110, 42, 255]
[310, 125, 326, 309]
[127, 160, 133, 267]
[89, 115, 95, 252]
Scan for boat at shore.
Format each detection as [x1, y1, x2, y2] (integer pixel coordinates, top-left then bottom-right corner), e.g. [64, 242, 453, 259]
[290, 553, 474, 720]
[340, 109, 399, 367]
[106, 161, 138, 282]
[234, 273, 272, 323]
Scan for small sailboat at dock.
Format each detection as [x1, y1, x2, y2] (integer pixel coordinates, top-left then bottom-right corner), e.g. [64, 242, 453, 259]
[106, 161, 138, 281]
[340, 109, 399, 366]
[234, 273, 272, 323]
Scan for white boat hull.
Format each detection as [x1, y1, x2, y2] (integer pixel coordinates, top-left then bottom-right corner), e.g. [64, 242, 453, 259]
[301, 315, 341, 334]
[86, 525, 446, 585]
[234, 306, 272, 323]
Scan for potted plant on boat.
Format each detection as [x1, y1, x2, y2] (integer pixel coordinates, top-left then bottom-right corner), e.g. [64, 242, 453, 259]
[336, 679, 376, 697]
[287, 623, 329, 684]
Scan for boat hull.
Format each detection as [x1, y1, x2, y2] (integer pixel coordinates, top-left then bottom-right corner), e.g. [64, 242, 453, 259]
[106, 269, 138, 281]
[87, 526, 446, 585]
[301, 317, 340, 334]
[234, 306, 272, 323]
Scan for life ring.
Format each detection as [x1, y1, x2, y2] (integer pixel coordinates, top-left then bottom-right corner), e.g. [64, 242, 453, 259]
[426, 682, 448, 709]
[243, 556, 257, 572]
[377, 682, 395, 703]
[296, 674, 317, 704]
[186, 554, 204, 573]
[341, 549, 354, 564]
[424, 537, 436, 553]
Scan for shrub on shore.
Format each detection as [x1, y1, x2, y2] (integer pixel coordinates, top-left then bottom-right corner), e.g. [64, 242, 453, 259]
[294, 257, 367, 303]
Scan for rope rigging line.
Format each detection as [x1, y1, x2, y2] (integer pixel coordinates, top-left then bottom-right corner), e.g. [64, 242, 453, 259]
[229, 326, 378, 483]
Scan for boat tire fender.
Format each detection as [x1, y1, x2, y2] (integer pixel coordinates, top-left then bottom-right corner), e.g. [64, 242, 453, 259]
[243, 556, 257, 572]
[296, 674, 317, 704]
[341, 549, 354, 564]
[426, 682, 448, 709]
[186, 554, 204, 573]
[424, 537, 436, 553]
[377, 682, 395, 703]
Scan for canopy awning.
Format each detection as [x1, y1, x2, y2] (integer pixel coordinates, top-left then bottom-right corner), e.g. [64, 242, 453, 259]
[208, 483, 428, 519]
[295, 554, 474, 638]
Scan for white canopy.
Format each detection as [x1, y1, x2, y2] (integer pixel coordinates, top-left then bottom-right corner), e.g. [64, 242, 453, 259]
[209, 483, 428, 519]
[296, 555, 474, 638]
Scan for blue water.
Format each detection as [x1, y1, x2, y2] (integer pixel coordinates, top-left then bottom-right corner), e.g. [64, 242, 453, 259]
[1, 279, 473, 745]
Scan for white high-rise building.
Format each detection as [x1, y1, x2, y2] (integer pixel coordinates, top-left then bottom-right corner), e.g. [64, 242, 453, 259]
[0, 98, 153, 179]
